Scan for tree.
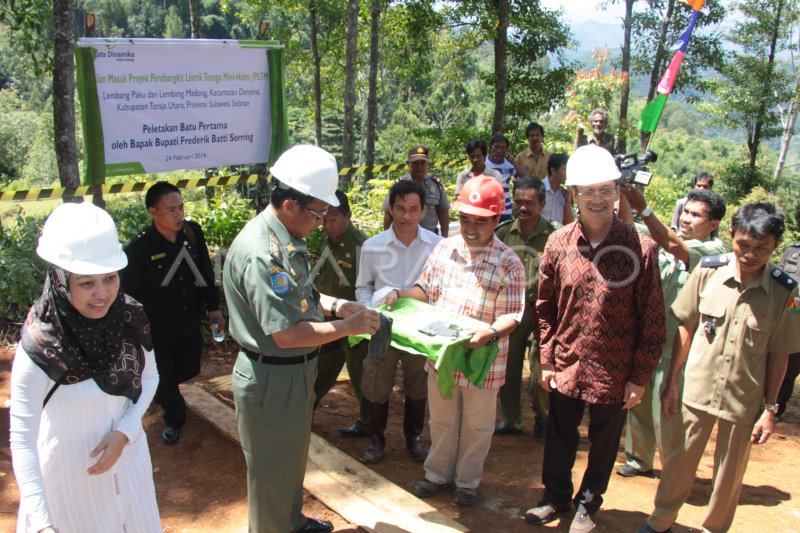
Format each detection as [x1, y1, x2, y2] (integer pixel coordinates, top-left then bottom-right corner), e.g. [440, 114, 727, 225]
[618, 0, 635, 154]
[365, 0, 381, 173]
[701, 0, 798, 183]
[53, 0, 80, 189]
[775, 25, 800, 183]
[341, 0, 359, 168]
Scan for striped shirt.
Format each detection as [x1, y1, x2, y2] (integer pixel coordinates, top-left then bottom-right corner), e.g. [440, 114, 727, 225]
[416, 235, 526, 389]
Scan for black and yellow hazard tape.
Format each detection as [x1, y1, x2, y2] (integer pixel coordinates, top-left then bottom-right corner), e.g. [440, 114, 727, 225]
[0, 158, 468, 202]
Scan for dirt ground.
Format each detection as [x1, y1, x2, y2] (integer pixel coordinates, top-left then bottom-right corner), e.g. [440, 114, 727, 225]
[2, 342, 800, 533]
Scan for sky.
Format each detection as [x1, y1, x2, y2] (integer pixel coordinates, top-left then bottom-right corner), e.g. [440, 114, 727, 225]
[540, 0, 627, 26]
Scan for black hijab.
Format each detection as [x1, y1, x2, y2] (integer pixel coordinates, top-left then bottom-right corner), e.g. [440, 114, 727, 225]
[20, 267, 152, 403]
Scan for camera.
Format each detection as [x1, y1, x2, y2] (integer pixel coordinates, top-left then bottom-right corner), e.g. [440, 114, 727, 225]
[615, 149, 658, 186]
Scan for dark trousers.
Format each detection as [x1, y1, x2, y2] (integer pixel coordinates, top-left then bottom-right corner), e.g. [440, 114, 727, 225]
[777, 353, 800, 417]
[542, 390, 626, 515]
[153, 333, 203, 428]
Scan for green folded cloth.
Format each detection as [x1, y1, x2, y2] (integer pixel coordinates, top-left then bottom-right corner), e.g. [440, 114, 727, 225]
[349, 298, 498, 397]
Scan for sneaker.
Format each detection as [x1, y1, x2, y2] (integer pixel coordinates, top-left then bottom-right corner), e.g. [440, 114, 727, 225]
[161, 426, 180, 446]
[636, 522, 672, 533]
[533, 420, 547, 439]
[412, 478, 448, 499]
[615, 464, 654, 477]
[524, 502, 573, 525]
[454, 487, 477, 507]
[569, 512, 596, 533]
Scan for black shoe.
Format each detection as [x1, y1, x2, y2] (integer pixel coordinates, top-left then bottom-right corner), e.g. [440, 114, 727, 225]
[494, 421, 523, 435]
[406, 435, 429, 462]
[337, 422, 370, 437]
[635, 522, 672, 533]
[615, 464, 654, 477]
[533, 420, 547, 439]
[360, 434, 385, 464]
[161, 426, 180, 446]
[297, 516, 333, 533]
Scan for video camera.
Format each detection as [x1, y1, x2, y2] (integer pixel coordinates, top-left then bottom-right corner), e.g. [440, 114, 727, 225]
[615, 149, 657, 186]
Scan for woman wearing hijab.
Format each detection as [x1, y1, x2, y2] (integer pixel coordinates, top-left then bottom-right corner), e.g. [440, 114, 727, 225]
[10, 202, 162, 533]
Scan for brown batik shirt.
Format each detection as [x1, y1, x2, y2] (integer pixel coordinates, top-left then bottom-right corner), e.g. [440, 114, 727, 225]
[536, 216, 666, 404]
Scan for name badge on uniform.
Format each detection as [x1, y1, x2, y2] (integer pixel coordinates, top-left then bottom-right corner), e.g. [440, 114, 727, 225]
[150, 252, 166, 261]
[271, 270, 291, 295]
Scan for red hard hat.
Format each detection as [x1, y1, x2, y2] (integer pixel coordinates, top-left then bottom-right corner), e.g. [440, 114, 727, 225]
[454, 176, 505, 217]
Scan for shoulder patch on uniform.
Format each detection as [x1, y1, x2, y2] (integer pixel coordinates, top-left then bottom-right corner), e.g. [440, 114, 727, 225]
[700, 254, 729, 268]
[789, 296, 800, 314]
[270, 270, 291, 295]
[771, 268, 798, 291]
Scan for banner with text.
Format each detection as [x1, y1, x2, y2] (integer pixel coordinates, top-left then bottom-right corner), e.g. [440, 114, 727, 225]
[76, 38, 285, 179]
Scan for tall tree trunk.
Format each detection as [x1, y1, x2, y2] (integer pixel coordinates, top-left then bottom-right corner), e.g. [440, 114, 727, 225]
[53, 0, 80, 192]
[189, 0, 202, 38]
[366, 0, 380, 176]
[310, 0, 323, 147]
[749, 0, 784, 180]
[342, 0, 359, 176]
[618, 0, 635, 154]
[492, 0, 509, 134]
[774, 75, 799, 183]
[640, 0, 676, 150]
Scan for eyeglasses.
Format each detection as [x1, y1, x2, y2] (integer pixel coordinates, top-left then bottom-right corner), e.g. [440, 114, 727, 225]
[299, 203, 329, 219]
[575, 188, 616, 200]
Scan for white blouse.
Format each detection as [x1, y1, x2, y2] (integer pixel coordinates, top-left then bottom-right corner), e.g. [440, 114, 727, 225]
[10, 345, 162, 533]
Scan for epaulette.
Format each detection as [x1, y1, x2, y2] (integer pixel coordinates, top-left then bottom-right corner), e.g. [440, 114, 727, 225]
[700, 254, 729, 268]
[771, 267, 798, 291]
[495, 219, 513, 230]
[269, 231, 282, 262]
[428, 174, 442, 185]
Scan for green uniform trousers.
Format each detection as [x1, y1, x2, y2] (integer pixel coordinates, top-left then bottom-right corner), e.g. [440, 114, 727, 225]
[233, 351, 317, 533]
[647, 403, 754, 533]
[498, 305, 549, 428]
[314, 337, 370, 430]
[624, 357, 685, 471]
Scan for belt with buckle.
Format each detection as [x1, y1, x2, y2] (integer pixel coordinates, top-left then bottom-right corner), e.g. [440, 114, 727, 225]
[241, 347, 319, 365]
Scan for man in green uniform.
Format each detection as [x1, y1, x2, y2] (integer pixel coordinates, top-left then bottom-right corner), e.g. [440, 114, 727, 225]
[617, 186, 726, 477]
[224, 145, 380, 533]
[312, 190, 371, 436]
[494, 177, 560, 438]
[638, 202, 800, 533]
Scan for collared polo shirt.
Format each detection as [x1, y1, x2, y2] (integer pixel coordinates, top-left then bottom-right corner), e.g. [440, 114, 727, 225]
[516, 148, 551, 179]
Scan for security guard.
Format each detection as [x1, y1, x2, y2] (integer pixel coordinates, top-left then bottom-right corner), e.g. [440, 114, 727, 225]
[493, 176, 560, 438]
[638, 202, 800, 533]
[124, 181, 222, 446]
[313, 190, 371, 436]
[382, 144, 450, 236]
[224, 145, 380, 533]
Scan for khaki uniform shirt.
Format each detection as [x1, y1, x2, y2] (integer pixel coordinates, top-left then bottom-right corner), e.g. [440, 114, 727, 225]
[224, 207, 324, 357]
[313, 222, 367, 301]
[672, 254, 800, 424]
[636, 226, 726, 362]
[515, 148, 551, 179]
[495, 216, 560, 305]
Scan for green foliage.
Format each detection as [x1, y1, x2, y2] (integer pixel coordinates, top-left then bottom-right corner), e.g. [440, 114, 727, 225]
[0, 211, 48, 324]
[643, 173, 685, 224]
[106, 195, 153, 245]
[190, 189, 254, 249]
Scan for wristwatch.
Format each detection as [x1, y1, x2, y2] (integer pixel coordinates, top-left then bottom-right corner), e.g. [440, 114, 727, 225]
[330, 299, 341, 318]
[764, 402, 780, 414]
[488, 327, 500, 345]
[640, 207, 654, 218]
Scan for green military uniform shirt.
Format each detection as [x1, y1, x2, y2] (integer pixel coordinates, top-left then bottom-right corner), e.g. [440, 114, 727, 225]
[313, 222, 367, 300]
[224, 208, 324, 357]
[495, 215, 561, 304]
[672, 253, 800, 424]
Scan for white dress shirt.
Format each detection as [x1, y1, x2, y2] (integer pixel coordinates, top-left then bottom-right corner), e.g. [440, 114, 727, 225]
[541, 176, 567, 224]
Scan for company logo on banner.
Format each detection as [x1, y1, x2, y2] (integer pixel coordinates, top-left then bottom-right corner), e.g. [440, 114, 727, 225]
[80, 38, 272, 176]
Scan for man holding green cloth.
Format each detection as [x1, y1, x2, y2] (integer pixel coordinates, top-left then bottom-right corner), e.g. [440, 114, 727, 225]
[384, 176, 525, 507]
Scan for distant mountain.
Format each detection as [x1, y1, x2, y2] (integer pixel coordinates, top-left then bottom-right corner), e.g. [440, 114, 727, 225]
[565, 19, 624, 62]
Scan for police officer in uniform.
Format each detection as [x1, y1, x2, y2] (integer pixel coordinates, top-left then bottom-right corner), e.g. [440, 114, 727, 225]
[493, 177, 560, 438]
[224, 145, 380, 533]
[382, 144, 450, 236]
[638, 202, 800, 533]
[124, 181, 222, 446]
[313, 190, 371, 436]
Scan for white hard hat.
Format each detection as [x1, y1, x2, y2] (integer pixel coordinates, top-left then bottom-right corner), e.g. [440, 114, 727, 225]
[565, 145, 621, 187]
[37, 202, 128, 275]
[270, 145, 340, 206]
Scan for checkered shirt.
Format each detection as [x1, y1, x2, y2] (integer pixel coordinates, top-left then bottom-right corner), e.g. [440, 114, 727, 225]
[416, 235, 526, 389]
